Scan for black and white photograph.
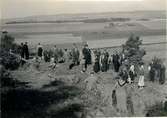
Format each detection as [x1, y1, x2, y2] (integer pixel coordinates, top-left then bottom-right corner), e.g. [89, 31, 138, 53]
[0, 0, 167, 117]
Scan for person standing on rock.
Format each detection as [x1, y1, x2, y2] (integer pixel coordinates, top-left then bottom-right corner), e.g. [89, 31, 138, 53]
[37, 43, 43, 60]
[23, 42, 29, 60]
[138, 64, 145, 89]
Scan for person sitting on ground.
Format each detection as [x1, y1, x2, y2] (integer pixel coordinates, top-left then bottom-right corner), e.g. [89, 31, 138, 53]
[117, 66, 129, 87]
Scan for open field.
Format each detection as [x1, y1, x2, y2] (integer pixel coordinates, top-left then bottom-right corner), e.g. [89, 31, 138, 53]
[1, 11, 166, 64]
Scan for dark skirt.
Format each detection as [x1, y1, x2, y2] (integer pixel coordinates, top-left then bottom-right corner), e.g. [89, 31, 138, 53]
[101, 62, 108, 72]
[38, 48, 43, 57]
[149, 69, 155, 82]
[113, 61, 120, 72]
[93, 62, 100, 73]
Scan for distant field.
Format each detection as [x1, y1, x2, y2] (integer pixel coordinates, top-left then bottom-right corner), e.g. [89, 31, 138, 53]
[1, 11, 166, 65]
[87, 35, 166, 48]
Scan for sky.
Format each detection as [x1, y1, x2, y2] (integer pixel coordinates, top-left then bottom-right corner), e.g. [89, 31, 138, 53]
[1, 0, 166, 19]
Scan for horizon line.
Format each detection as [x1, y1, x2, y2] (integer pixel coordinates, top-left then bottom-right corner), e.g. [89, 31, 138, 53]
[1, 9, 166, 20]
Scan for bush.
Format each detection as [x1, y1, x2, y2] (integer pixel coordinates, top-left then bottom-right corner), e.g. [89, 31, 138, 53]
[0, 50, 20, 70]
[0, 31, 20, 70]
[122, 34, 146, 66]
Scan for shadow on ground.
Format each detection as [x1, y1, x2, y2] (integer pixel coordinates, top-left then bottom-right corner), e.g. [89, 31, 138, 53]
[2, 79, 84, 118]
[145, 102, 167, 117]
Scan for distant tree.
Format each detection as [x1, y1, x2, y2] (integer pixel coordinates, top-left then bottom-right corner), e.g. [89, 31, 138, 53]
[122, 34, 146, 66]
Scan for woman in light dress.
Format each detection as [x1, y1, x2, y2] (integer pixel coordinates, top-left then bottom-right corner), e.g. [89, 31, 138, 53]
[138, 64, 145, 89]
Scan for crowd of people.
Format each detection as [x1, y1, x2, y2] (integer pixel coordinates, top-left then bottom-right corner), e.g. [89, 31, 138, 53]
[18, 42, 166, 89]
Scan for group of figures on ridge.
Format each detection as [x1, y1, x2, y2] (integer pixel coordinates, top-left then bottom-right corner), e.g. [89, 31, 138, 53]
[18, 42, 166, 89]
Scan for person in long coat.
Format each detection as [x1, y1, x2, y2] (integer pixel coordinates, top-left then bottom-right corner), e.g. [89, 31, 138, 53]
[87, 48, 92, 65]
[23, 42, 29, 60]
[82, 44, 91, 71]
[159, 63, 166, 84]
[19, 42, 25, 65]
[148, 62, 155, 82]
[113, 52, 120, 72]
[19, 42, 24, 58]
[37, 43, 43, 59]
[104, 50, 109, 70]
[93, 51, 100, 73]
[100, 51, 109, 72]
[71, 44, 80, 65]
